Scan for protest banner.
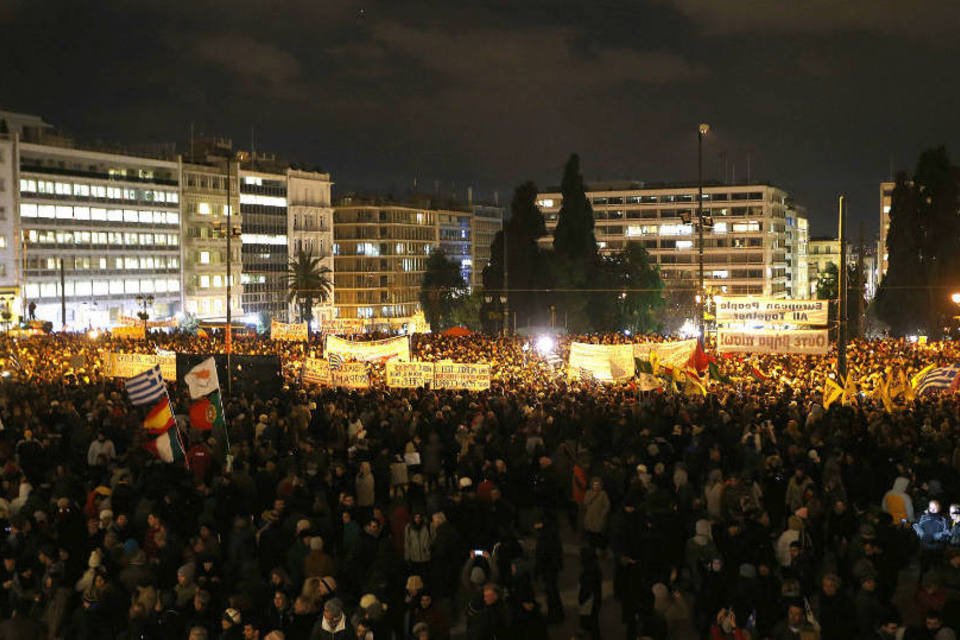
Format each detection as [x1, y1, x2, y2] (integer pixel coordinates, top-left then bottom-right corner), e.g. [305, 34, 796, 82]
[321, 318, 368, 334]
[301, 357, 332, 385]
[271, 319, 308, 342]
[433, 362, 491, 390]
[717, 329, 830, 355]
[715, 297, 829, 326]
[332, 362, 370, 389]
[103, 352, 177, 380]
[633, 339, 699, 370]
[385, 361, 436, 388]
[567, 342, 635, 382]
[111, 325, 146, 340]
[325, 335, 410, 362]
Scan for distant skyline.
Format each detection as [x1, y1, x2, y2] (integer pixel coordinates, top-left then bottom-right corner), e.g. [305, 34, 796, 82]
[4, 0, 959, 238]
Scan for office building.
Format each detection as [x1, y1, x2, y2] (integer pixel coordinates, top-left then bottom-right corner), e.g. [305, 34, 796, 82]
[287, 168, 335, 324]
[13, 121, 182, 329]
[879, 180, 894, 280]
[807, 238, 856, 298]
[784, 205, 809, 299]
[238, 160, 289, 321]
[536, 182, 799, 298]
[471, 204, 504, 289]
[438, 209, 473, 285]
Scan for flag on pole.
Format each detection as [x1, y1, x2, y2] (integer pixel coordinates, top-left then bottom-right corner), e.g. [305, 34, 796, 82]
[911, 364, 936, 390]
[189, 391, 225, 431]
[915, 366, 960, 396]
[183, 357, 220, 400]
[707, 361, 731, 384]
[841, 373, 858, 406]
[144, 426, 187, 465]
[124, 365, 167, 407]
[143, 396, 176, 433]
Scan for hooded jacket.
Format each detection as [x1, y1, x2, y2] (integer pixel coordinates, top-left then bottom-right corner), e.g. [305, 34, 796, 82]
[882, 477, 914, 523]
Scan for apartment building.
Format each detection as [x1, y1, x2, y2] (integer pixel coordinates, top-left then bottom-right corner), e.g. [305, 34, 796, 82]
[879, 180, 894, 280]
[238, 162, 289, 321]
[471, 204, 504, 289]
[438, 210, 473, 285]
[785, 205, 809, 299]
[536, 182, 798, 298]
[287, 168, 335, 324]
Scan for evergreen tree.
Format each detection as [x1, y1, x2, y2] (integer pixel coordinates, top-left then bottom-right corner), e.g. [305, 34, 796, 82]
[553, 153, 597, 262]
[420, 249, 467, 331]
[593, 242, 664, 333]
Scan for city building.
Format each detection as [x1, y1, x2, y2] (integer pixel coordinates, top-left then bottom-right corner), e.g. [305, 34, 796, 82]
[471, 204, 504, 289]
[879, 180, 894, 280]
[333, 198, 440, 327]
[785, 204, 810, 300]
[0, 129, 19, 316]
[438, 209, 473, 285]
[14, 126, 182, 329]
[287, 168, 335, 325]
[536, 182, 800, 298]
[806, 237, 856, 298]
[238, 158, 289, 321]
[180, 145, 242, 321]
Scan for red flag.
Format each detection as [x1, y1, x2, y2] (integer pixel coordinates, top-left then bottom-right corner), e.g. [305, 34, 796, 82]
[143, 396, 175, 434]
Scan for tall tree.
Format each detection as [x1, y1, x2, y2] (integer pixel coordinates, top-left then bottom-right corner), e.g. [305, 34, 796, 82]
[482, 182, 548, 330]
[876, 148, 960, 335]
[420, 249, 467, 331]
[552, 153, 597, 262]
[286, 248, 333, 332]
[593, 242, 664, 333]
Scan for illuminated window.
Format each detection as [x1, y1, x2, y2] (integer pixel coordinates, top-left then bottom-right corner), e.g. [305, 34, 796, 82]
[199, 251, 210, 265]
[213, 275, 223, 288]
[676, 240, 693, 249]
[536, 198, 555, 207]
[20, 203, 37, 218]
[199, 275, 210, 288]
[197, 202, 211, 215]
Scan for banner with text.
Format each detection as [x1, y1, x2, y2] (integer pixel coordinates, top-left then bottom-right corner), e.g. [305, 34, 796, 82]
[332, 362, 371, 389]
[301, 357, 332, 385]
[271, 319, 308, 342]
[103, 352, 177, 380]
[433, 362, 491, 390]
[633, 339, 698, 370]
[715, 297, 829, 326]
[717, 329, 830, 355]
[111, 325, 146, 340]
[567, 342, 636, 382]
[386, 361, 436, 388]
[321, 319, 368, 335]
[325, 335, 410, 362]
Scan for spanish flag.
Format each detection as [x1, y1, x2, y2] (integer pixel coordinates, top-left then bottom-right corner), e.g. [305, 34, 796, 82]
[143, 396, 175, 434]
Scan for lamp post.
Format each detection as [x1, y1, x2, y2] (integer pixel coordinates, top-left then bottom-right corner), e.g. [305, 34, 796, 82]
[136, 294, 153, 340]
[951, 292, 960, 336]
[697, 123, 710, 341]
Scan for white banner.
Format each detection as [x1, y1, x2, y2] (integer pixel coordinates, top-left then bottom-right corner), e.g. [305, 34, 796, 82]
[102, 352, 177, 381]
[325, 335, 410, 362]
[715, 297, 829, 326]
[717, 329, 830, 355]
[321, 318, 368, 334]
[302, 357, 331, 385]
[567, 342, 635, 382]
[633, 339, 698, 370]
[332, 362, 370, 389]
[271, 319, 308, 342]
[111, 325, 146, 340]
[386, 361, 436, 388]
[433, 362, 491, 390]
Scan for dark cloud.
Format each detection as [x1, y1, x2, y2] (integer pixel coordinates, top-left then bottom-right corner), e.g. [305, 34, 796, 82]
[2, 0, 958, 236]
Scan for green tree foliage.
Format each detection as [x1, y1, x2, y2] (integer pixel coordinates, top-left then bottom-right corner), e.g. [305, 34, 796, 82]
[593, 242, 664, 333]
[816, 262, 838, 301]
[818, 261, 866, 339]
[448, 290, 484, 331]
[420, 249, 467, 331]
[876, 148, 960, 334]
[481, 182, 548, 329]
[286, 248, 333, 331]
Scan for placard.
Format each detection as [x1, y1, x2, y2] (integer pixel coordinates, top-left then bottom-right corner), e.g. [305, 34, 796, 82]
[325, 335, 410, 362]
[271, 319, 308, 342]
[567, 342, 635, 382]
[386, 361, 436, 388]
[103, 352, 177, 380]
[332, 362, 370, 388]
[301, 357, 331, 385]
[433, 362, 491, 390]
[111, 325, 146, 340]
[717, 329, 830, 355]
[715, 297, 828, 325]
[321, 318, 368, 334]
[633, 339, 698, 370]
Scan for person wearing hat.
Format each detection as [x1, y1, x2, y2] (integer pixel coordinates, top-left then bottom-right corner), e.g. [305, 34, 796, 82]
[221, 607, 243, 639]
[311, 597, 351, 639]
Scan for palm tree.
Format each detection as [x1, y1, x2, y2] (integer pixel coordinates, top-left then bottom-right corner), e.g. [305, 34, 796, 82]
[286, 248, 333, 332]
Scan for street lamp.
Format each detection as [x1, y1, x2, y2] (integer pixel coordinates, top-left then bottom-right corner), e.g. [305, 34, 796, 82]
[697, 123, 710, 341]
[136, 294, 154, 339]
[952, 292, 960, 306]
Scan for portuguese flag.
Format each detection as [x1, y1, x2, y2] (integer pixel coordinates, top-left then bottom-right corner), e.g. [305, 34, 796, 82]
[189, 391, 225, 431]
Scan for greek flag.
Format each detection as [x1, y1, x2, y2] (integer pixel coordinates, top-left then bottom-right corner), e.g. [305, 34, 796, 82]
[124, 365, 167, 406]
[328, 352, 344, 371]
[916, 366, 960, 396]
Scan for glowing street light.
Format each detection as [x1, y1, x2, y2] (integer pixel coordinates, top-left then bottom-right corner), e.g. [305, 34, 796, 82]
[951, 292, 960, 305]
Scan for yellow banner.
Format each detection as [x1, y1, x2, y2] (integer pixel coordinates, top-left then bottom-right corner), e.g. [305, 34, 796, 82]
[271, 319, 308, 342]
[385, 361, 436, 388]
[111, 325, 146, 340]
[102, 352, 177, 380]
[332, 362, 370, 388]
[433, 362, 491, 390]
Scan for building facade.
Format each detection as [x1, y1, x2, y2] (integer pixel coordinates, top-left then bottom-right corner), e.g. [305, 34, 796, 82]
[536, 183, 798, 298]
[0, 133, 19, 315]
[287, 169, 335, 324]
[180, 157, 242, 321]
[438, 209, 473, 285]
[806, 238, 856, 298]
[784, 205, 809, 300]
[239, 166, 289, 321]
[16, 140, 182, 329]
[333, 200, 440, 325]
[878, 180, 894, 281]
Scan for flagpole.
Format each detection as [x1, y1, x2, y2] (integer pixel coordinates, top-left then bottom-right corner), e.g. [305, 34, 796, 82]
[837, 195, 847, 381]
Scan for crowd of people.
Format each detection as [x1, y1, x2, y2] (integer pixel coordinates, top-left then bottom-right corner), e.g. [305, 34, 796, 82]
[0, 329, 959, 639]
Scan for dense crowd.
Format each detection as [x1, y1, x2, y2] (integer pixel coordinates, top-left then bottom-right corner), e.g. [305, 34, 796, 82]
[1, 330, 960, 639]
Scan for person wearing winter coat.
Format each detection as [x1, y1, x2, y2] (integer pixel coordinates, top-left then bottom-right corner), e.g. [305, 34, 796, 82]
[404, 512, 434, 576]
[355, 462, 375, 511]
[310, 598, 352, 640]
[582, 478, 611, 550]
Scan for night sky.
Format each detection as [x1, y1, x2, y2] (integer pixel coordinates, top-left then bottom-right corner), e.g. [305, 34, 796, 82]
[4, 0, 960, 237]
